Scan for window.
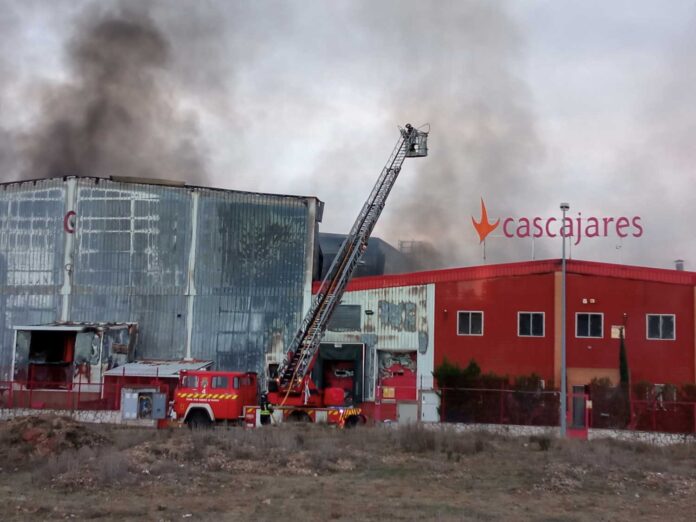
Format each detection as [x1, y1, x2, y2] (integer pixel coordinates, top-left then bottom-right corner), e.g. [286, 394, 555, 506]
[212, 376, 228, 389]
[181, 375, 198, 388]
[518, 312, 544, 337]
[328, 304, 362, 332]
[646, 314, 675, 340]
[233, 377, 240, 389]
[457, 311, 484, 336]
[576, 313, 603, 338]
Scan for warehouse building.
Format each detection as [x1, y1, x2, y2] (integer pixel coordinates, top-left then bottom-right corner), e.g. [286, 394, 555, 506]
[326, 259, 696, 420]
[0, 176, 322, 383]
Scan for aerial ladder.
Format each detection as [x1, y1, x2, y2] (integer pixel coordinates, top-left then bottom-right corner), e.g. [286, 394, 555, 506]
[272, 123, 429, 405]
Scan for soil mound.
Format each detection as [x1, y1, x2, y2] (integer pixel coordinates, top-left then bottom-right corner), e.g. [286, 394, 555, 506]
[0, 415, 109, 463]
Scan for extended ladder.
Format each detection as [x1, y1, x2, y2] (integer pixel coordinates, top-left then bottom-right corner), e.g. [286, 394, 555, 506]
[275, 124, 429, 399]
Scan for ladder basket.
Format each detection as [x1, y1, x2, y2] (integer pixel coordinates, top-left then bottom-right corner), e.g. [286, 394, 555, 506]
[405, 129, 429, 158]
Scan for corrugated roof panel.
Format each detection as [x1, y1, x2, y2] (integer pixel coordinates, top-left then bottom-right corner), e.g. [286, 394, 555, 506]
[103, 359, 212, 378]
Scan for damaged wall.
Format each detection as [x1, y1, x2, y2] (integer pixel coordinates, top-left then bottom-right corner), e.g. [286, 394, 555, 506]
[0, 176, 320, 380]
[321, 284, 435, 400]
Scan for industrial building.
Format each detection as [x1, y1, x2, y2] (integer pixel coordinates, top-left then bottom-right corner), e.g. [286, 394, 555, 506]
[0, 176, 322, 383]
[325, 259, 696, 420]
[3, 175, 694, 426]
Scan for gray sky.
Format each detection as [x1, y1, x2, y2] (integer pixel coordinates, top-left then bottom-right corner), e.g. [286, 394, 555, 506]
[1, 0, 694, 270]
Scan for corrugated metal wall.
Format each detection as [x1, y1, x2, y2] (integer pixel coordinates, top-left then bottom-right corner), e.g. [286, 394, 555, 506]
[0, 177, 317, 380]
[190, 189, 313, 375]
[0, 180, 66, 376]
[70, 179, 192, 360]
[321, 284, 435, 400]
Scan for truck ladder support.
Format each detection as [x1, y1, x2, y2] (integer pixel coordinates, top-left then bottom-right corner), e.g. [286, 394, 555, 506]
[275, 124, 429, 403]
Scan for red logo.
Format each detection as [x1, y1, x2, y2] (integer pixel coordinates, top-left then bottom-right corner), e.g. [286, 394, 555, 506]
[471, 198, 499, 243]
[471, 199, 644, 245]
[63, 211, 76, 234]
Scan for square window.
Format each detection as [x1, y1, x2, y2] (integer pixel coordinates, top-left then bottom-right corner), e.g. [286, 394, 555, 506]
[328, 304, 362, 332]
[212, 376, 228, 389]
[646, 314, 675, 340]
[576, 313, 603, 338]
[519, 312, 544, 337]
[457, 311, 483, 335]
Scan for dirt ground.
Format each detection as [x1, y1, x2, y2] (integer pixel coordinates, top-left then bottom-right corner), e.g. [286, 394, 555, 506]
[1, 416, 695, 521]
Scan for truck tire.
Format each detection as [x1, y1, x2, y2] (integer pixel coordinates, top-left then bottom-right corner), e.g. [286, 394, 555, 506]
[186, 409, 212, 429]
[287, 410, 312, 423]
[344, 415, 366, 428]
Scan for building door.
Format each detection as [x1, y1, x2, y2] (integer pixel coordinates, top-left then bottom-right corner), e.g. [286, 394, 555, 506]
[572, 385, 586, 428]
[397, 402, 418, 424]
[420, 390, 440, 422]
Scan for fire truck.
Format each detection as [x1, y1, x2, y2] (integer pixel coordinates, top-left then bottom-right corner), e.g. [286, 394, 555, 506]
[172, 124, 429, 427]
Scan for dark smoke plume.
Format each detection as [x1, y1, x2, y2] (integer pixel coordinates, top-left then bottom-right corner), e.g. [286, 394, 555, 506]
[22, 3, 206, 182]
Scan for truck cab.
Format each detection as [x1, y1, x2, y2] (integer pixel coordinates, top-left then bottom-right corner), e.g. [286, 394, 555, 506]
[173, 370, 257, 426]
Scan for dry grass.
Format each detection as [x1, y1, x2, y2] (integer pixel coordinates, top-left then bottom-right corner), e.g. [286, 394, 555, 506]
[3, 417, 696, 521]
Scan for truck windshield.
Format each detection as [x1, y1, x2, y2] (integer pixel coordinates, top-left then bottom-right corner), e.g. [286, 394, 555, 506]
[181, 375, 198, 388]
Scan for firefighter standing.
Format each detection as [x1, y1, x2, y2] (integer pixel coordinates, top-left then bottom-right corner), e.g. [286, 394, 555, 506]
[260, 393, 273, 425]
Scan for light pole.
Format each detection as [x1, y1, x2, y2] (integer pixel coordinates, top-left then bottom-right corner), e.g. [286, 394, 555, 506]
[560, 202, 569, 437]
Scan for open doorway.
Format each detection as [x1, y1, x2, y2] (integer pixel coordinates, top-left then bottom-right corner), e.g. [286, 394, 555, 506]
[313, 343, 365, 405]
[23, 330, 76, 389]
[13, 323, 137, 390]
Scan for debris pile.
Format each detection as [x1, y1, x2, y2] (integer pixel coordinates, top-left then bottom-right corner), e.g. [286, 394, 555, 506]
[0, 415, 109, 461]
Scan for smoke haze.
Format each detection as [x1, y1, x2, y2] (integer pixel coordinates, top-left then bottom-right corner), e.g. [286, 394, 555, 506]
[0, 0, 694, 270]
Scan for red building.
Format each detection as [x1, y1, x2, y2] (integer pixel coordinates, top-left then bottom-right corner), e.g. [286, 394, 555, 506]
[336, 259, 696, 396]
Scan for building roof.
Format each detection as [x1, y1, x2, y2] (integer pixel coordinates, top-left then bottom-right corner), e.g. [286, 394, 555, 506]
[0, 175, 322, 206]
[12, 321, 136, 331]
[103, 360, 213, 378]
[312, 259, 696, 292]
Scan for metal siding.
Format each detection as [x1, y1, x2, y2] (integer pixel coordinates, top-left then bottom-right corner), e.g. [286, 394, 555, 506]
[69, 179, 191, 359]
[72, 178, 191, 294]
[190, 189, 311, 378]
[0, 180, 65, 377]
[0, 177, 317, 378]
[321, 284, 431, 400]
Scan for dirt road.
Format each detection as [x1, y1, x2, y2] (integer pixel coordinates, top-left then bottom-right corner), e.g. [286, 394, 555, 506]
[1, 416, 695, 521]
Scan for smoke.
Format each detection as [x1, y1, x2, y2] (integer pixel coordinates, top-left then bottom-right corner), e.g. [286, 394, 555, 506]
[0, 3, 21, 178]
[4, 1, 692, 270]
[308, 1, 543, 269]
[18, 2, 207, 183]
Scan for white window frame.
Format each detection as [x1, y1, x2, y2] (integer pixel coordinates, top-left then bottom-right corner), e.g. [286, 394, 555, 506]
[575, 312, 604, 339]
[517, 311, 545, 338]
[457, 310, 484, 336]
[645, 314, 676, 341]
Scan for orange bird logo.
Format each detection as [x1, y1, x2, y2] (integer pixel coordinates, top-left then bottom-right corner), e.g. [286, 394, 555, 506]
[471, 198, 500, 243]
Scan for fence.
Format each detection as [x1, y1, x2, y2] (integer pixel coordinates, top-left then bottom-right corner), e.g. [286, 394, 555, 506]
[0, 376, 172, 412]
[439, 387, 561, 426]
[2, 377, 696, 434]
[437, 386, 696, 434]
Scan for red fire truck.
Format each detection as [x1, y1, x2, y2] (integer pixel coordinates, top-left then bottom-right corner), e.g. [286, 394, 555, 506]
[172, 124, 429, 428]
[172, 369, 364, 428]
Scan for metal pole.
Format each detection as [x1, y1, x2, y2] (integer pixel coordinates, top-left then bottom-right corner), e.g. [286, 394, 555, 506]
[560, 203, 569, 437]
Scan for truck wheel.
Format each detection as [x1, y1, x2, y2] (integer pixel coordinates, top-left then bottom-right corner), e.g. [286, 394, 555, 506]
[344, 415, 365, 428]
[287, 410, 311, 423]
[186, 410, 212, 429]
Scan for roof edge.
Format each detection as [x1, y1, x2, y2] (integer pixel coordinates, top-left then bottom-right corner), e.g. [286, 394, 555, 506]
[314, 258, 696, 292]
[0, 175, 322, 204]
